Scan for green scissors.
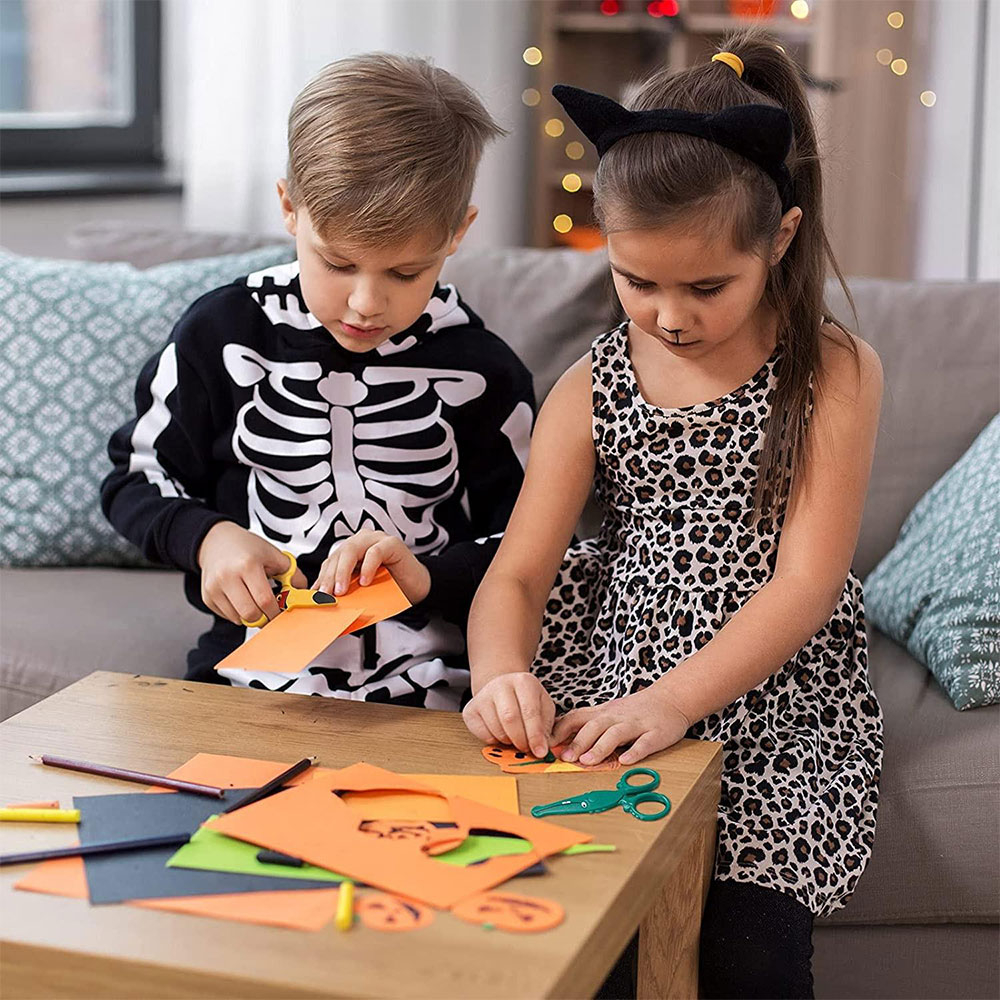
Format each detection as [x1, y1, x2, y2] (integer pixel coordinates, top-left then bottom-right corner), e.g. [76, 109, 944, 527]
[529, 767, 671, 822]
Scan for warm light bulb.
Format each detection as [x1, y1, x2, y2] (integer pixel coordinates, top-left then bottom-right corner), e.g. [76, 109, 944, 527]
[890, 58, 908, 76]
[521, 88, 541, 107]
[790, 0, 809, 19]
[562, 172, 582, 193]
[920, 90, 937, 107]
[565, 141, 585, 160]
[876, 48, 893, 66]
[544, 118, 565, 137]
[522, 47, 543, 66]
[553, 214, 574, 234]
[600, 0, 620, 13]
[887, 11, 904, 28]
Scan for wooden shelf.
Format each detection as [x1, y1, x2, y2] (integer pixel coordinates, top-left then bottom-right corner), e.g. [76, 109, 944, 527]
[556, 12, 678, 34]
[684, 13, 814, 40]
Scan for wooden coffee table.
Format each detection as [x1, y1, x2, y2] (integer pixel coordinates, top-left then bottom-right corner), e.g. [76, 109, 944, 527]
[1, 672, 721, 999]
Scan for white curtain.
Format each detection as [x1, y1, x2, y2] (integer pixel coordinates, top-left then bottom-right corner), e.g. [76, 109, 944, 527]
[181, 0, 533, 248]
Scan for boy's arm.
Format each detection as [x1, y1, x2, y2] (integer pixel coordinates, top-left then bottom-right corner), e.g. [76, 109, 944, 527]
[418, 354, 537, 627]
[101, 314, 227, 571]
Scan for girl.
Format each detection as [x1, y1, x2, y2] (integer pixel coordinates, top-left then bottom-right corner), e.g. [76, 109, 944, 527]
[463, 29, 883, 999]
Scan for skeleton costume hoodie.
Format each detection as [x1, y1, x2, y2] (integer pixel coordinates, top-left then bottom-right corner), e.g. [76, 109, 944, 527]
[102, 261, 535, 709]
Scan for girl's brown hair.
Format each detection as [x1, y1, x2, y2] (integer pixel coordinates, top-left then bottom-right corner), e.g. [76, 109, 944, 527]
[594, 27, 857, 518]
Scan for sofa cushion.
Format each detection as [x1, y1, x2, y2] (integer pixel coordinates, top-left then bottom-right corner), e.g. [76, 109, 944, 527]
[824, 279, 1000, 579]
[865, 416, 1000, 710]
[821, 629, 1000, 925]
[0, 567, 200, 721]
[0, 245, 295, 567]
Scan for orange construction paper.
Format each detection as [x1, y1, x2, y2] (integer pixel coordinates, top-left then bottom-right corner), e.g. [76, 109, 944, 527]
[14, 856, 340, 931]
[357, 892, 435, 931]
[482, 745, 621, 773]
[204, 763, 590, 910]
[451, 891, 565, 933]
[214, 568, 410, 673]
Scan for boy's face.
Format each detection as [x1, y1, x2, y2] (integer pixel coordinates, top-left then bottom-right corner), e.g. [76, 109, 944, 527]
[278, 181, 475, 353]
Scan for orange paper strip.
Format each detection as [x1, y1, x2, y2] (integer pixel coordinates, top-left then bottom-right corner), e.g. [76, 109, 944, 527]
[214, 568, 410, 673]
[205, 763, 590, 909]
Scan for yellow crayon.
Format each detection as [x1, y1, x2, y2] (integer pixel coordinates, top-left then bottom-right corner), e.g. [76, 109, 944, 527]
[335, 879, 354, 931]
[0, 807, 80, 823]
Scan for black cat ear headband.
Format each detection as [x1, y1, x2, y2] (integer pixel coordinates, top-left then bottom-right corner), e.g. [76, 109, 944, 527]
[552, 53, 796, 212]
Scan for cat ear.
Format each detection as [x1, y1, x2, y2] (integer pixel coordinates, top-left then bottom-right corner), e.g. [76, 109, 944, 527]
[552, 85, 633, 154]
[709, 104, 794, 168]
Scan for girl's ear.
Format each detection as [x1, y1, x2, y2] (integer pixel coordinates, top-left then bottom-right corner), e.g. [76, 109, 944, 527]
[771, 206, 803, 264]
[446, 205, 479, 256]
[276, 179, 298, 238]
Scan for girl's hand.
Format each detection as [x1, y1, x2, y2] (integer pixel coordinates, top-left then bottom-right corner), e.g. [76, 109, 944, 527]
[197, 522, 307, 626]
[552, 686, 692, 767]
[313, 530, 431, 605]
[462, 673, 555, 759]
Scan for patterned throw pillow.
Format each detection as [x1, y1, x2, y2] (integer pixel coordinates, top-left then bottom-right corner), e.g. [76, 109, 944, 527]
[865, 415, 1000, 710]
[0, 246, 296, 567]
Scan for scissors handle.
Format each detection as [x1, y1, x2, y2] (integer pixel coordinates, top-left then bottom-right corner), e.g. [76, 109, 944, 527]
[241, 551, 300, 628]
[621, 791, 671, 821]
[618, 767, 660, 793]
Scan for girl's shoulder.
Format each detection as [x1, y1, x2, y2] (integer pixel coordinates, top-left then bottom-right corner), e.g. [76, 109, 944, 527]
[817, 321, 883, 406]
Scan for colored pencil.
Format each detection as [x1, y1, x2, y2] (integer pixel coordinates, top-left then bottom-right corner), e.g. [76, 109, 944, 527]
[0, 833, 191, 867]
[335, 879, 355, 931]
[33, 755, 226, 798]
[220, 756, 316, 814]
[0, 808, 80, 823]
[4, 800, 59, 810]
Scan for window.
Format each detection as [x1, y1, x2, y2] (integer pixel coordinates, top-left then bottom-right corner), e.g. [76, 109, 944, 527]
[0, 0, 162, 170]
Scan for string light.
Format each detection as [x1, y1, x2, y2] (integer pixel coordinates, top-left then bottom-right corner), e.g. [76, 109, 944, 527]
[890, 58, 908, 76]
[521, 88, 541, 107]
[553, 214, 574, 234]
[544, 117, 565, 137]
[565, 141, 585, 160]
[920, 90, 937, 106]
[887, 11, 904, 28]
[562, 172, 582, 193]
[790, 0, 809, 19]
[522, 46, 542, 66]
[876, 48, 893, 65]
[600, 0, 620, 14]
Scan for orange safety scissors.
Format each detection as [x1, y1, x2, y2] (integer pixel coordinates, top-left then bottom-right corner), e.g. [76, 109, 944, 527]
[241, 551, 336, 629]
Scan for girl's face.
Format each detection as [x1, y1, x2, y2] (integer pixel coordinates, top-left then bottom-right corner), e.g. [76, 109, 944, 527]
[606, 213, 800, 359]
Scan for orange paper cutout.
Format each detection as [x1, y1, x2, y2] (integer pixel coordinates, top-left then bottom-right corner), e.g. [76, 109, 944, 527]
[14, 856, 340, 931]
[357, 893, 435, 932]
[205, 763, 590, 909]
[451, 891, 565, 933]
[214, 568, 409, 673]
[482, 745, 621, 773]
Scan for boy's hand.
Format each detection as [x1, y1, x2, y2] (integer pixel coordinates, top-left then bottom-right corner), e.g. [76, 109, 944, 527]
[463, 673, 555, 759]
[551, 686, 692, 767]
[197, 522, 306, 626]
[313, 530, 431, 605]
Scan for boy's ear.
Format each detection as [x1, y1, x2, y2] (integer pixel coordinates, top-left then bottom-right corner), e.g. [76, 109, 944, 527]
[446, 205, 478, 256]
[276, 179, 298, 237]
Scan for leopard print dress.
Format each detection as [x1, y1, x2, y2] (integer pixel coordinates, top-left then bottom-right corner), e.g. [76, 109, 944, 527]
[532, 322, 882, 917]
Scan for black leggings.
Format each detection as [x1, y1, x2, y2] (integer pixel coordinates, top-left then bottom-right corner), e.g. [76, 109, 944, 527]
[596, 879, 814, 1000]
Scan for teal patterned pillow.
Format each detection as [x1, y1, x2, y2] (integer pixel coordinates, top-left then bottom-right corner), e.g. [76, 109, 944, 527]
[865, 416, 1000, 710]
[0, 245, 295, 566]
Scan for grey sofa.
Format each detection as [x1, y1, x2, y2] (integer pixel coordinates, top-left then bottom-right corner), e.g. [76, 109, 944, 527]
[1, 226, 998, 1000]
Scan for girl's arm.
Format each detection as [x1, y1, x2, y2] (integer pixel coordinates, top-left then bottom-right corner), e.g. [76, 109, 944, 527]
[557, 329, 884, 766]
[463, 354, 596, 756]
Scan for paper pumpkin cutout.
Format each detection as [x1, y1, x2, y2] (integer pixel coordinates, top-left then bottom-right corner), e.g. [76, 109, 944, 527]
[357, 893, 435, 932]
[359, 820, 438, 842]
[482, 745, 621, 773]
[452, 891, 565, 933]
[205, 762, 590, 909]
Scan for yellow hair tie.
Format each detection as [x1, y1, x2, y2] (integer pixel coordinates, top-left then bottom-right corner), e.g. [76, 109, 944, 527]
[712, 52, 745, 78]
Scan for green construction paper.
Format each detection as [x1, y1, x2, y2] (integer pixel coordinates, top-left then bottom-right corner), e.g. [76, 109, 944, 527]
[434, 836, 616, 866]
[167, 821, 348, 883]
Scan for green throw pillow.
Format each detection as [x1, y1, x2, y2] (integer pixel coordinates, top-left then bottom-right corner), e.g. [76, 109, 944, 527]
[865, 415, 1000, 710]
[0, 245, 296, 567]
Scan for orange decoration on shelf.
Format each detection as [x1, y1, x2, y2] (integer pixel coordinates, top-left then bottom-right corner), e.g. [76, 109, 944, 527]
[452, 891, 565, 933]
[728, 0, 777, 16]
[357, 893, 435, 932]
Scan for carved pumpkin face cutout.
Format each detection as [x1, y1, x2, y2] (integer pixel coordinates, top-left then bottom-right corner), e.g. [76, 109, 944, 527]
[358, 820, 465, 856]
[451, 891, 564, 933]
[482, 745, 621, 773]
[357, 893, 435, 932]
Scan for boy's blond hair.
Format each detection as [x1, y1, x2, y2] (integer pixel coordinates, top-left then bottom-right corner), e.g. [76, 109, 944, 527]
[286, 53, 505, 249]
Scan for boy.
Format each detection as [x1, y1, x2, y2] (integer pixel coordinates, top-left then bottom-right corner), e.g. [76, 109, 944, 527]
[101, 54, 534, 710]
